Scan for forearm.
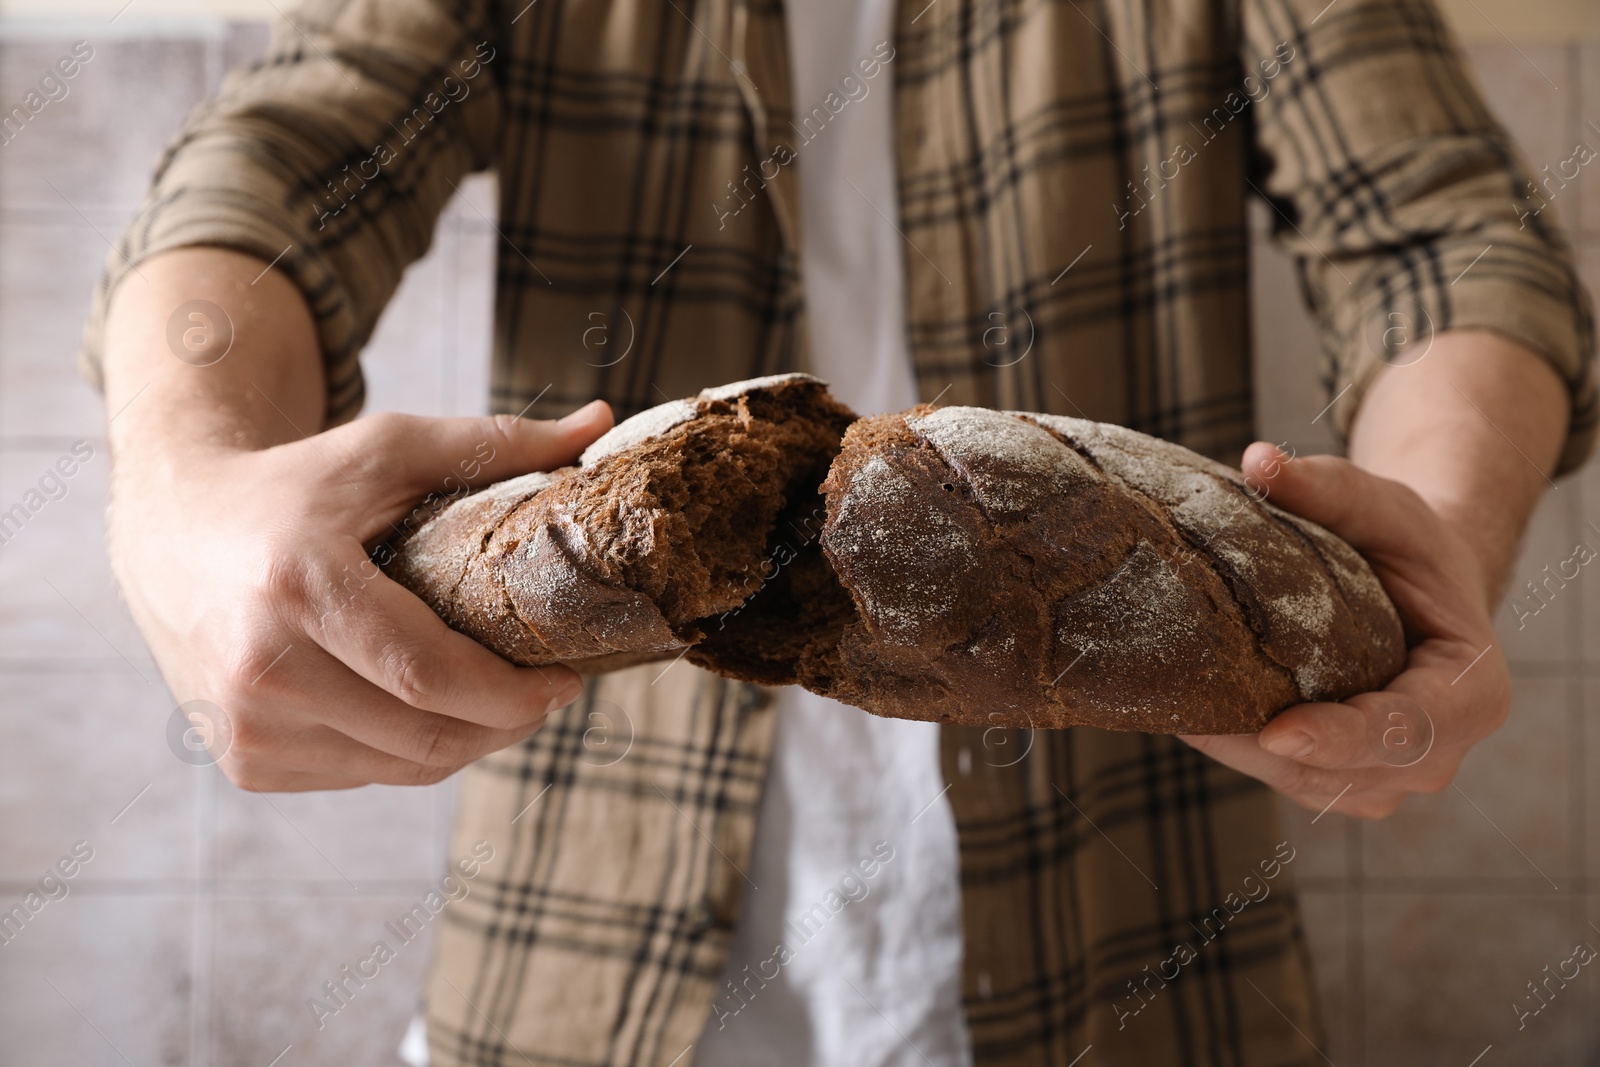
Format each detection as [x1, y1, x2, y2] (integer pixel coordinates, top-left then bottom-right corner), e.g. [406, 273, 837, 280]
[102, 247, 325, 469]
[1345, 329, 1568, 611]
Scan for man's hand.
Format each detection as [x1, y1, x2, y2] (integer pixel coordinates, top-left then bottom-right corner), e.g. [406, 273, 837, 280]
[1179, 443, 1510, 820]
[1181, 329, 1569, 820]
[109, 407, 612, 792]
[101, 246, 614, 792]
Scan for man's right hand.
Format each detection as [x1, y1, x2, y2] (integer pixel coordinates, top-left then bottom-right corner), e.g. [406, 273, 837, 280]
[100, 247, 612, 791]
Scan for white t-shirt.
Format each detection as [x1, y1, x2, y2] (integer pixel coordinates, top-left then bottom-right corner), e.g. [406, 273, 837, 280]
[692, 1, 971, 1064]
[403, 3, 969, 1063]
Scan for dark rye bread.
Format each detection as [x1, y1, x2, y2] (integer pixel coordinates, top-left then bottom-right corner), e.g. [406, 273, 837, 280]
[383, 375, 1406, 734]
[804, 406, 1405, 733]
[382, 374, 857, 674]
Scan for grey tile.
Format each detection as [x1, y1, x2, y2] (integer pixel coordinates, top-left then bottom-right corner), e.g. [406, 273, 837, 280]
[1362, 675, 1570, 881]
[0, 221, 116, 439]
[1249, 235, 1337, 455]
[1461, 43, 1577, 240]
[1578, 45, 1599, 236]
[1361, 892, 1578, 1067]
[0, 671, 196, 881]
[0, 37, 208, 212]
[1296, 890, 1349, 1064]
[213, 778, 449, 886]
[1582, 681, 1600, 881]
[1495, 485, 1580, 666]
[0, 446, 156, 671]
[1584, 896, 1600, 1059]
[0, 894, 192, 1067]
[1577, 244, 1600, 640]
[1275, 794, 1348, 882]
[210, 895, 432, 1066]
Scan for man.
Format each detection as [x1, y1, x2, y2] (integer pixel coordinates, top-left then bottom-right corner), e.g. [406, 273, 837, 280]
[84, 0, 1592, 1064]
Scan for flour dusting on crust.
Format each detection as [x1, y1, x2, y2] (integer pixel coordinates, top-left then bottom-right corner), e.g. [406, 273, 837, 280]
[470, 469, 564, 507]
[579, 374, 828, 467]
[907, 406, 1095, 513]
[580, 400, 696, 467]
[826, 452, 976, 643]
[697, 372, 825, 402]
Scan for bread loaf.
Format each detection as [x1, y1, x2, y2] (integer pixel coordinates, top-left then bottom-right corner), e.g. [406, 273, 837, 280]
[381, 374, 857, 675]
[381, 374, 1406, 734]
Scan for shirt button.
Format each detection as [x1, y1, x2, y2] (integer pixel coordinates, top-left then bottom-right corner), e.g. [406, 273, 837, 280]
[688, 900, 716, 930]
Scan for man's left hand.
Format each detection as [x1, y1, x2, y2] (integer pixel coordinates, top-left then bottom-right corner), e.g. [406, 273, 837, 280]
[1178, 441, 1511, 820]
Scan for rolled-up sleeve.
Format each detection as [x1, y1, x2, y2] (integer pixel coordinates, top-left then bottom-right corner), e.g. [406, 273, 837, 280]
[80, 0, 500, 426]
[1246, 0, 1596, 474]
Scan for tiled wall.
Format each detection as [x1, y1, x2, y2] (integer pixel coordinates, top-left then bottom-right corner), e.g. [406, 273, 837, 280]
[0, 17, 1595, 1067]
[0, 22, 489, 1067]
[1257, 42, 1600, 1067]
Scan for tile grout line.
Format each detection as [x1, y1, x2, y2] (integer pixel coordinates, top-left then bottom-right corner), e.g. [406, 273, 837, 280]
[1565, 41, 1581, 237]
[197, 769, 218, 1067]
[1346, 812, 1364, 1063]
[192, 40, 220, 1067]
[1566, 463, 1584, 887]
[1552, 162, 1590, 1059]
[1568, 350, 1591, 1061]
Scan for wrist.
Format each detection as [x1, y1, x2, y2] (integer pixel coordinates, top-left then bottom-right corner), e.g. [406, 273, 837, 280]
[1426, 494, 1511, 615]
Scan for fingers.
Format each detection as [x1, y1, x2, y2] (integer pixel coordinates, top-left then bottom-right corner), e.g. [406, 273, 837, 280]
[1178, 733, 1407, 820]
[1181, 732, 1330, 799]
[297, 552, 583, 729]
[234, 771, 369, 793]
[316, 404, 614, 540]
[280, 725, 481, 787]
[1260, 689, 1444, 773]
[247, 638, 548, 768]
[1257, 700, 1362, 763]
[225, 719, 473, 790]
[1239, 442, 1433, 564]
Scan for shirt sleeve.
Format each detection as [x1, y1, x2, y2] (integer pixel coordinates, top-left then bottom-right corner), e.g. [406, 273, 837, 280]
[79, 0, 501, 426]
[1245, 0, 1597, 474]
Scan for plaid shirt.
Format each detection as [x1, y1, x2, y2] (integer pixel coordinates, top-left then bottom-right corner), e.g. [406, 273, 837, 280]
[84, 0, 1594, 1064]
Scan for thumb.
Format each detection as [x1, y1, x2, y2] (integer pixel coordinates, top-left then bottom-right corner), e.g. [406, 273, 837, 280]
[322, 402, 614, 536]
[1239, 441, 1425, 560]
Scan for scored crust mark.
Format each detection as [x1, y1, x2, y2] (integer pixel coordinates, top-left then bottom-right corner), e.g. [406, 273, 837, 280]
[1163, 481, 1307, 704]
[379, 469, 562, 640]
[1000, 413, 1305, 705]
[813, 406, 1401, 733]
[891, 408, 1100, 717]
[459, 474, 563, 607]
[1015, 411, 1400, 704]
[1264, 503, 1407, 688]
[883, 407, 1300, 731]
[1032, 428, 1309, 706]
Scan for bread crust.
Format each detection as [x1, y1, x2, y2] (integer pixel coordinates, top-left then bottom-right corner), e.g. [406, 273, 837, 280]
[383, 380, 1407, 734]
[814, 406, 1405, 733]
